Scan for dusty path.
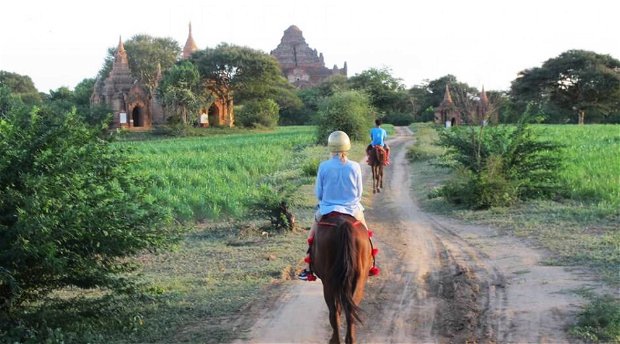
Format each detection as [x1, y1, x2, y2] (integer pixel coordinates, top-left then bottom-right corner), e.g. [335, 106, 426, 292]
[237, 127, 602, 343]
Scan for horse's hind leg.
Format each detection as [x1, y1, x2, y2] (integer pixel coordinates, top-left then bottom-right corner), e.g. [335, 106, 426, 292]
[344, 306, 358, 344]
[326, 296, 341, 343]
[371, 168, 377, 194]
[373, 167, 380, 193]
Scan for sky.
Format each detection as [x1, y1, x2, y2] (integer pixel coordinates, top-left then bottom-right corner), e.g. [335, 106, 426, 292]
[1, 0, 618, 93]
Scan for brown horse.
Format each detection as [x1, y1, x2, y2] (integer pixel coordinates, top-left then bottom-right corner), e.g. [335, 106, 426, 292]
[310, 213, 373, 344]
[368, 145, 387, 193]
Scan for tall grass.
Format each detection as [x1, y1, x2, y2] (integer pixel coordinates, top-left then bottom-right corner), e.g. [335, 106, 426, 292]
[120, 126, 316, 222]
[534, 124, 620, 210]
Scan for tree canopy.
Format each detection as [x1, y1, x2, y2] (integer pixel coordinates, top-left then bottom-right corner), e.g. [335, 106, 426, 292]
[0, 71, 41, 105]
[158, 61, 205, 125]
[510, 50, 620, 123]
[348, 67, 410, 116]
[98, 35, 181, 96]
[190, 43, 291, 104]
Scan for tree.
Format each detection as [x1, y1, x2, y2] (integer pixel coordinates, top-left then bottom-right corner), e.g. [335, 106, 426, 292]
[282, 74, 349, 125]
[73, 78, 96, 110]
[98, 35, 181, 97]
[0, 107, 174, 313]
[0, 85, 25, 118]
[409, 75, 477, 122]
[316, 90, 374, 144]
[348, 67, 410, 116]
[511, 50, 620, 124]
[158, 61, 205, 125]
[72, 78, 112, 126]
[0, 71, 41, 105]
[191, 43, 291, 106]
[236, 98, 280, 128]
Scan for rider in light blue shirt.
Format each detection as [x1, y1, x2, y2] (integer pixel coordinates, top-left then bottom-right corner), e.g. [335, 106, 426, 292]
[316, 155, 364, 217]
[298, 131, 367, 281]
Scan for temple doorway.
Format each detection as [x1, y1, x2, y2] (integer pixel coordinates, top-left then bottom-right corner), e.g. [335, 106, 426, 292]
[208, 103, 220, 126]
[132, 106, 144, 127]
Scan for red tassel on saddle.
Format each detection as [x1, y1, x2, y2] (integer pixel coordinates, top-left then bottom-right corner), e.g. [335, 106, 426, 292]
[372, 248, 379, 257]
[304, 255, 312, 264]
[369, 266, 380, 276]
[368, 230, 374, 238]
[306, 273, 317, 281]
[307, 236, 314, 245]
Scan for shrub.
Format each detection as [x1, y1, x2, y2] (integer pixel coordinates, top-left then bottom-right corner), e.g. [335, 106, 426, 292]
[316, 90, 374, 144]
[249, 186, 295, 231]
[235, 98, 280, 128]
[435, 119, 563, 208]
[0, 108, 175, 314]
[571, 295, 620, 343]
[302, 157, 321, 177]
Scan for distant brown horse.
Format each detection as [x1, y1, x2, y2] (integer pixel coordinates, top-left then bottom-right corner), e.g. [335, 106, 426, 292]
[310, 213, 373, 344]
[367, 145, 387, 193]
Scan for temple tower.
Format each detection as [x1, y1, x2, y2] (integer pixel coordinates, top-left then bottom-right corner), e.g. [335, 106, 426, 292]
[434, 84, 461, 126]
[182, 22, 199, 59]
[271, 25, 347, 88]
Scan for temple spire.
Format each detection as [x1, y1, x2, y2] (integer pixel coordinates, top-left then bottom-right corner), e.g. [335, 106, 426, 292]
[182, 22, 199, 59]
[442, 84, 453, 104]
[479, 85, 488, 106]
[114, 36, 128, 65]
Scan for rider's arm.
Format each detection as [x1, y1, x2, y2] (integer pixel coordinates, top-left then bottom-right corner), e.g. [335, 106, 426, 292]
[315, 165, 323, 202]
[355, 164, 363, 200]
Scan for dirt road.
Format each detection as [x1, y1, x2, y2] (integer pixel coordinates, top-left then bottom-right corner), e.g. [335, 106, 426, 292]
[237, 127, 602, 343]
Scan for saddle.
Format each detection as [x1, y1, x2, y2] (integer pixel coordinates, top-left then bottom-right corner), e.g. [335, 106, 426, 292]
[366, 145, 387, 166]
[318, 211, 362, 228]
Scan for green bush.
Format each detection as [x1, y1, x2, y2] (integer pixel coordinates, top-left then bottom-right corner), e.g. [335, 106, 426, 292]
[571, 296, 620, 343]
[0, 108, 175, 314]
[235, 98, 280, 128]
[435, 119, 564, 208]
[316, 90, 374, 144]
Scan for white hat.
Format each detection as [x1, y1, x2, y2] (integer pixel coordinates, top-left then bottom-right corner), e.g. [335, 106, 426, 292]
[327, 131, 351, 152]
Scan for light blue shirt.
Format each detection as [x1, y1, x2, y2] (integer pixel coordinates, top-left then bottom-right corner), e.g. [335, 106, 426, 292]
[370, 127, 387, 146]
[316, 156, 364, 216]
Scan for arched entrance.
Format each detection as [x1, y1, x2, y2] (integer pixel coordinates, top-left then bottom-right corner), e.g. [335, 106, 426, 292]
[208, 103, 220, 126]
[451, 117, 456, 127]
[132, 106, 144, 127]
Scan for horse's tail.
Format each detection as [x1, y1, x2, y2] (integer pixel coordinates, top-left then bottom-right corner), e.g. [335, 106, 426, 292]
[329, 219, 363, 324]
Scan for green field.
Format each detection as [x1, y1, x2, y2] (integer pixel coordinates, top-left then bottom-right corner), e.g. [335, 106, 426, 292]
[535, 124, 620, 209]
[120, 126, 317, 222]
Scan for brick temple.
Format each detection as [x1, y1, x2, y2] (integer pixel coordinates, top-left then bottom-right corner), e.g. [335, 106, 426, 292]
[91, 24, 234, 130]
[271, 25, 347, 88]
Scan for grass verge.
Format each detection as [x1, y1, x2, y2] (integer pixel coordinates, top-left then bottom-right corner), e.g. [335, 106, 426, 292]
[408, 122, 620, 343]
